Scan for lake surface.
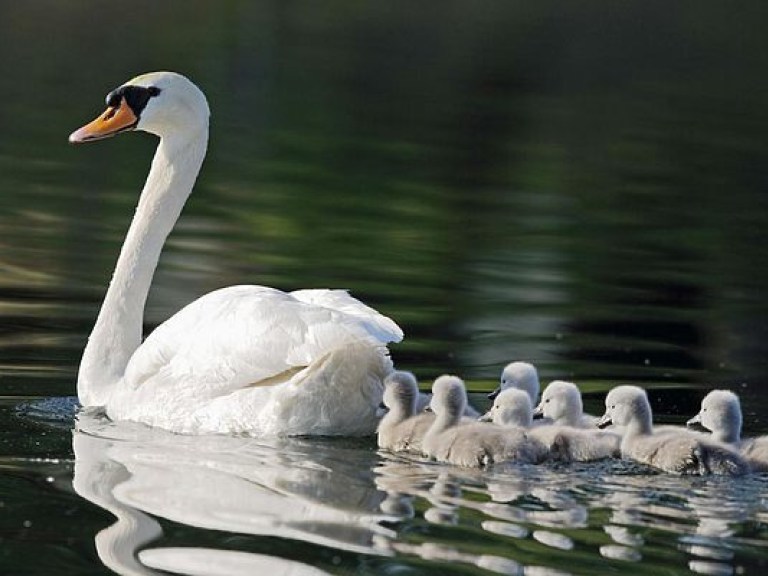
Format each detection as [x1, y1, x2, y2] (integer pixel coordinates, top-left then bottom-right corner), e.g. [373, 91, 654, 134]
[1, 1, 768, 574]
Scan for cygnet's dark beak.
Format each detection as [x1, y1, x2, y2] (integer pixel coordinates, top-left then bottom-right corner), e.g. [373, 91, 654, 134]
[596, 413, 612, 429]
[423, 405, 433, 413]
[686, 413, 702, 427]
[532, 404, 544, 420]
[487, 387, 501, 401]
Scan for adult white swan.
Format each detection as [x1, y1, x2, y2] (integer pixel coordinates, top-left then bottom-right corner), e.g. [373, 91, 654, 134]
[69, 71, 403, 436]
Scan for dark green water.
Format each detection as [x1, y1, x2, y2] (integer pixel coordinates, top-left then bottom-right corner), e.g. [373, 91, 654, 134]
[1, 1, 768, 574]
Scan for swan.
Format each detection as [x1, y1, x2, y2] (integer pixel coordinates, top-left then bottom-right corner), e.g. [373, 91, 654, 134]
[487, 361, 539, 403]
[422, 376, 547, 467]
[483, 388, 619, 462]
[377, 371, 434, 453]
[597, 386, 749, 475]
[69, 72, 403, 436]
[533, 380, 598, 428]
[687, 389, 768, 473]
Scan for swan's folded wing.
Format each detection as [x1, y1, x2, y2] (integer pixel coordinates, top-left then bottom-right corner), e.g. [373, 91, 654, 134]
[124, 285, 402, 397]
[290, 289, 404, 343]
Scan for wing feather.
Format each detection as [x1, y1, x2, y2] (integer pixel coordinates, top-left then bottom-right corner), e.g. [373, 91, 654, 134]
[124, 285, 402, 399]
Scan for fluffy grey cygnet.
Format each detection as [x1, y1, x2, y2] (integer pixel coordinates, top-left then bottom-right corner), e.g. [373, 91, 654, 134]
[534, 380, 599, 428]
[687, 389, 768, 473]
[598, 385, 749, 476]
[377, 371, 435, 453]
[422, 375, 547, 467]
[487, 361, 540, 403]
[485, 388, 619, 462]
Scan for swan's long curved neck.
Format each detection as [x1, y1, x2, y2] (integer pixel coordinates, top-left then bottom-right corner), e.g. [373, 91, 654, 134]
[78, 129, 208, 406]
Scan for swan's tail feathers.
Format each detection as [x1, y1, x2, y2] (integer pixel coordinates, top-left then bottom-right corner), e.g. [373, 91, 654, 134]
[255, 341, 394, 437]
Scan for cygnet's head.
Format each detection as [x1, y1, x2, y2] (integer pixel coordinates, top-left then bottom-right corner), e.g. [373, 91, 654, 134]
[687, 389, 742, 437]
[598, 385, 650, 428]
[490, 361, 539, 403]
[535, 380, 583, 422]
[430, 375, 467, 418]
[487, 388, 533, 427]
[69, 71, 210, 143]
[382, 371, 419, 415]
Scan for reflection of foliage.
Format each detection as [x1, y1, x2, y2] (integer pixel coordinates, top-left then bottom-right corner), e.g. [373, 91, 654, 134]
[0, 2, 766, 396]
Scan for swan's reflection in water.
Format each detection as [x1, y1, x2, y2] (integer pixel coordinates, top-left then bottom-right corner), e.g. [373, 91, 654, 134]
[73, 410, 393, 575]
[73, 410, 768, 576]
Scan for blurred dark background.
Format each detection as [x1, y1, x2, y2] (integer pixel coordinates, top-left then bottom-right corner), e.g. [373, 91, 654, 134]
[0, 0, 766, 421]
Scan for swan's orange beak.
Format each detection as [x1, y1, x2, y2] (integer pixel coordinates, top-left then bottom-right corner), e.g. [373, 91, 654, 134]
[69, 99, 138, 144]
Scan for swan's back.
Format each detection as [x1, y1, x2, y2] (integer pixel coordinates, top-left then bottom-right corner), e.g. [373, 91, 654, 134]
[624, 433, 748, 476]
[741, 437, 768, 473]
[546, 427, 620, 462]
[443, 422, 546, 467]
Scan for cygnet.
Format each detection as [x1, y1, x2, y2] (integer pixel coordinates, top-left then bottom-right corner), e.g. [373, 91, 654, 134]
[377, 371, 435, 453]
[687, 389, 768, 473]
[598, 385, 749, 476]
[487, 361, 540, 404]
[484, 389, 619, 461]
[534, 380, 598, 428]
[423, 375, 547, 467]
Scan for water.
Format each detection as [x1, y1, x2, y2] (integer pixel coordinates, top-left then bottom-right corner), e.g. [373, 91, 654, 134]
[1, 1, 768, 574]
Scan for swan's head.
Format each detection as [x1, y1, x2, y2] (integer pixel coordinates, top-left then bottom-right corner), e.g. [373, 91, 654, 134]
[534, 380, 582, 422]
[598, 385, 650, 428]
[430, 375, 467, 418]
[687, 389, 742, 436]
[382, 371, 419, 415]
[489, 361, 539, 404]
[69, 71, 209, 144]
[485, 388, 532, 427]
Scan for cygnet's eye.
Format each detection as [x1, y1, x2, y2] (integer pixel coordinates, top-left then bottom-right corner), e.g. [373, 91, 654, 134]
[702, 408, 708, 412]
[545, 398, 551, 403]
[610, 405, 616, 410]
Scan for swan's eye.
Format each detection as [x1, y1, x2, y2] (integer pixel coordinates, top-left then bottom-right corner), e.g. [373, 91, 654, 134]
[545, 398, 551, 403]
[105, 86, 162, 117]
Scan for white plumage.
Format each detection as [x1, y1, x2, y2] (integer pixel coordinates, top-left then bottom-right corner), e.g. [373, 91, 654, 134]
[71, 72, 402, 436]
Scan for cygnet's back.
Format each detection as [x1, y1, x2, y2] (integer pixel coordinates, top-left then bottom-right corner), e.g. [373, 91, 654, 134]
[486, 389, 618, 462]
[377, 371, 434, 453]
[535, 380, 598, 428]
[488, 361, 540, 404]
[687, 389, 768, 473]
[423, 375, 547, 467]
[599, 385, 749, 476]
